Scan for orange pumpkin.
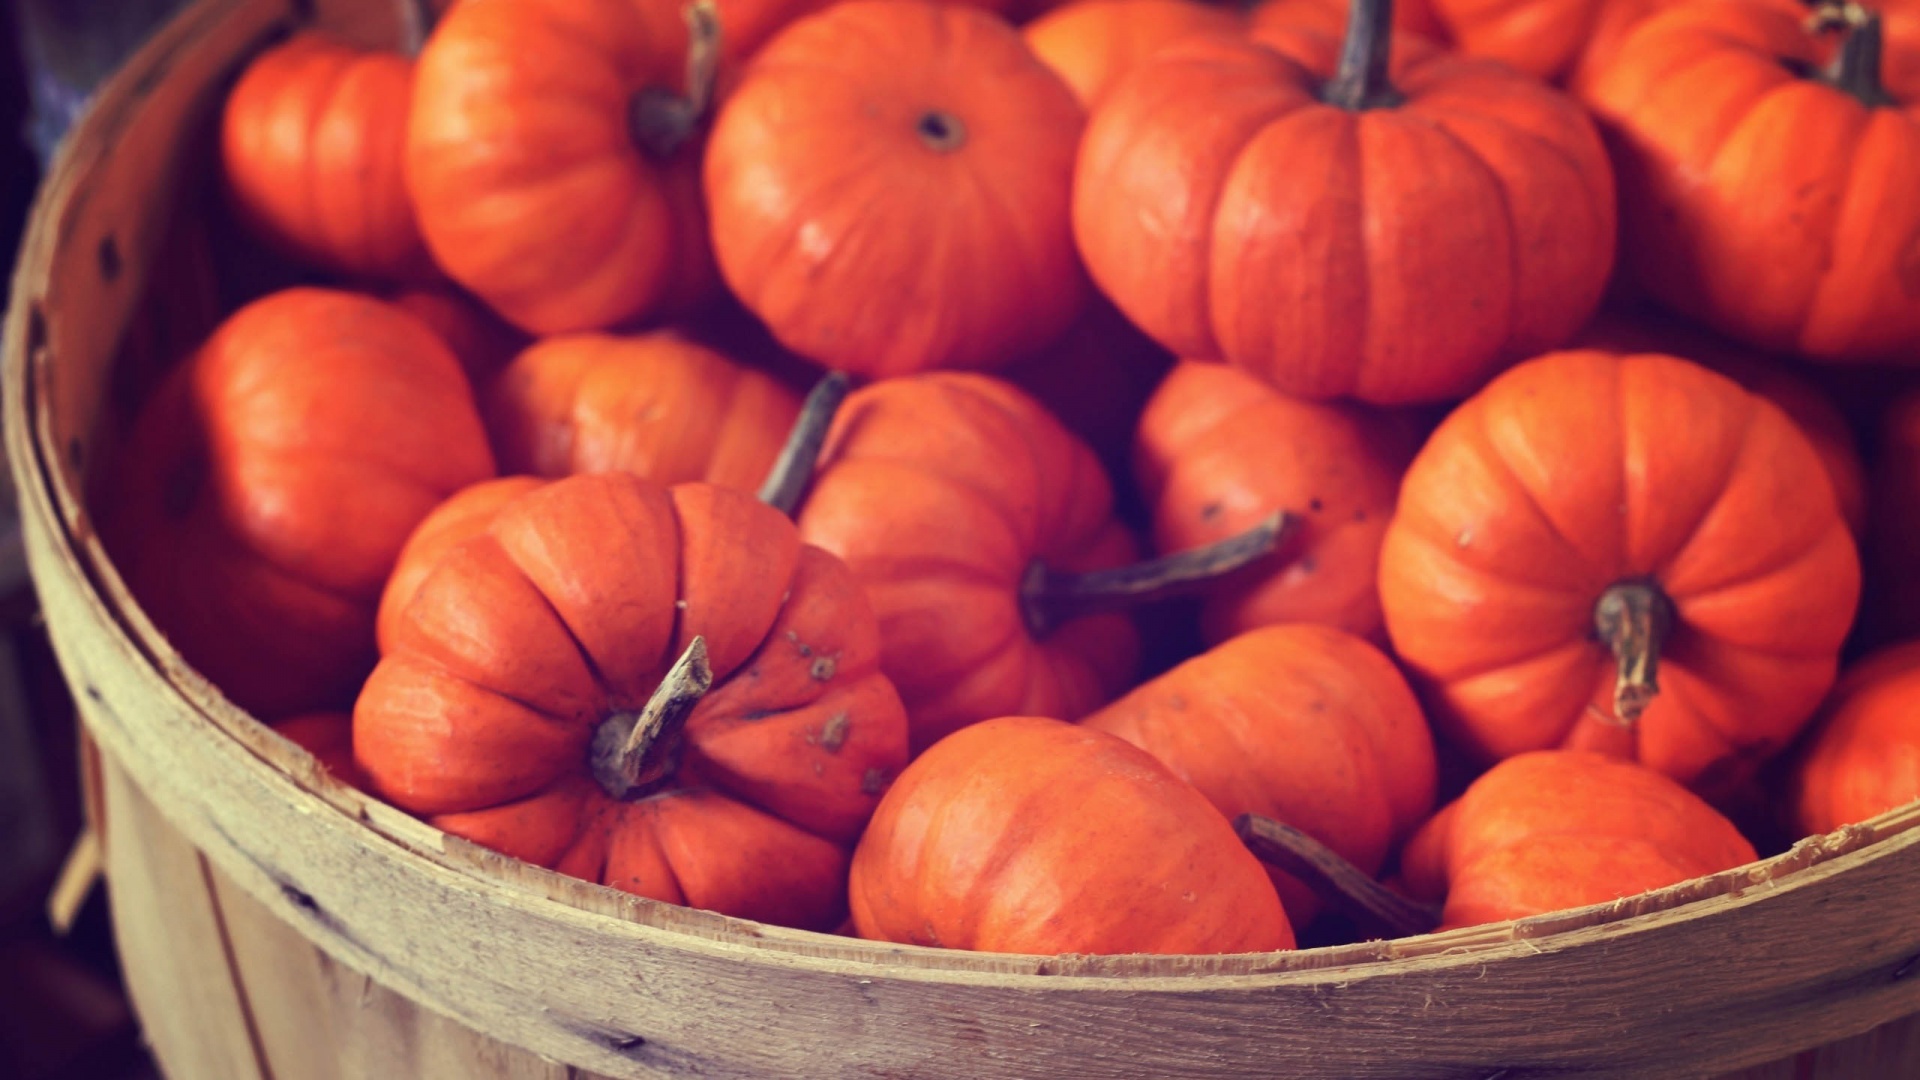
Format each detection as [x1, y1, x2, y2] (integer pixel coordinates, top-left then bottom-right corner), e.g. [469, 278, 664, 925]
[1075, 0, 1616, 403]
[391, 284, 530, 393]
[406, 0, 719, 334]
[100, 288, 495, 718]
[1081, 625, 1435, 924]
[1573, 307, 1869, 535]
[486, 331, 801, 492]
[850, 716, 1294, 954]
[1582, 2, 1920, 363]
[1023, 0, 1244, 107]
[1400, 751, 1758, 929]
[1134, 361, 1416, 644]
[793, 373, 1140, 752]
[704, 0, 1088, 377]
[1431, 0, 1653, 83]
[357, 474, 909, 929]
[1378, 349, 1861, 794]
[1790, 640, 1920, 835]
[221, 29, 433, 282]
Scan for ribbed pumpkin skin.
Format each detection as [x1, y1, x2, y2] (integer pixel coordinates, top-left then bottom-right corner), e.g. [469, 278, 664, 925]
[704, 0, 1088, 378]
[405, 0, 714, 335]
[1573, 308, 1868, 535]
[100, 288, 495, 719]
[794, 373, 1139, 754]
[850, 716, 1295, 955]
[485, 331, 801, 492]
[1401, 751, 1758, 929]
[222, 34, 433, 282]
[1023, 0, 1244, 107]
[1791, 642, 1920, 836]
[1581, 1, 1920, 363]
[1134, 361, 1415, 644]
[357, 475, 909, 930]
[1081, 625, 1435, 924]
[1074, 36, 1615, 404]
[1378, 350, 1860, 793]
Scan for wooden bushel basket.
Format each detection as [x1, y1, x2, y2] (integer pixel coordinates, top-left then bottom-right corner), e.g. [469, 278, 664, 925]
[6, 0, 1920, 1076]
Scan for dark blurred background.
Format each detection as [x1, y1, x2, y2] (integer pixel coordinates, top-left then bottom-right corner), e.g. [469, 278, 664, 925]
[2, 3, 190, 1078]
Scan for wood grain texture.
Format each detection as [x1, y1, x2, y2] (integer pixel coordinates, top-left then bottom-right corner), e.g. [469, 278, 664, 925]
[5, 0, 1920, 1077]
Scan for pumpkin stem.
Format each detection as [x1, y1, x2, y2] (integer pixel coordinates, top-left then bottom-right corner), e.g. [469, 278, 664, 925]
[1821, 6, 1893, 108]
[1020, 511, 1293, 638]
[629, 0, 724, 161]
[1235, 813, 1440, 940]
[589, 637, 714, 800]
[758, 371, 853, 516]
[1593, 578, 1675, 725]
[1323, 0, 1403, 111]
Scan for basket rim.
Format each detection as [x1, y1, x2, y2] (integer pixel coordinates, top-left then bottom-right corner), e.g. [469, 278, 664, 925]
[6, 0, 1920, 989]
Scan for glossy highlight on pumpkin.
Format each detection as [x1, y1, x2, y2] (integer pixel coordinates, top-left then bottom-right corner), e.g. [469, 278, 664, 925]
[850, 716, 1294, 955]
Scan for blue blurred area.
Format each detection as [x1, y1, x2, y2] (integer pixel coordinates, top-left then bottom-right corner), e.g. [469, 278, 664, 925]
[11, 0, 192, 165]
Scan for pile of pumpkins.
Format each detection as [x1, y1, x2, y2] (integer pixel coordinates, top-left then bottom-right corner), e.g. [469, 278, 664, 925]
[95, 0, 1920, 956]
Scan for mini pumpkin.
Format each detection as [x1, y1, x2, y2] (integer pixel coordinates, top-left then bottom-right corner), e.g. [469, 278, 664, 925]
[1134, 360, 1417, 644]
[406, 0, 720, 333]
[221, 15, 435, 282]
[1581, 2, 1920, 363]
[100, 288, 495, 718]
[792, 372, 1285, 753]
[1378, 349, 1861, 794]
[486, 330, 801, 492]
[1790, 640, 1920, 836]
[1023, 0, 1244, 107]
[850, 715, 1294, 954]
[1075, 0, 1616, 403]
[1081, 624, 1436, 924]
[705, 0, 1088, 377]
[1400, 751, 1758, 929]
[356, 474, 909, 929]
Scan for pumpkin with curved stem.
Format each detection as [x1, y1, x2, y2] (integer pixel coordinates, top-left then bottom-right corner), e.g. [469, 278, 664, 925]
[221, 8, 437, 283]
[1790, 641, 1920, 836]
[99, 288, 495, 719]
[1134, 361, 1417, 644]
[1075, 0, 1615, 404]
[1023, 0, 1244, 108]
[1082, 624, 1436, 925]
[357, 474, 909, 929]
[1378, 349, 1860, 794]
[791, 372, 1289, 753]
[1574, 307, 1868, 535]
[704, 0, 1088, 378]
[850, 716, 1294, 955]
[1582, 2, 1920, 363]
[486, 331, 802, 492]
[1400, 751, 1758, 929]
[406, 0, 722, 334]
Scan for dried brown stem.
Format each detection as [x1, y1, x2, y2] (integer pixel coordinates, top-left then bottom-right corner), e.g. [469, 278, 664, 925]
[758, 371, 852, 516]
[590, 637, 713, 800]
[1235, 814, 1440, 940]
[629, 0, 723, 160]
[1593, 579, 1674, 725]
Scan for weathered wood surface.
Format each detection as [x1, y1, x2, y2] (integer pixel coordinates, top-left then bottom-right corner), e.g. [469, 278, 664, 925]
[7, 0, 1920, 1076]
